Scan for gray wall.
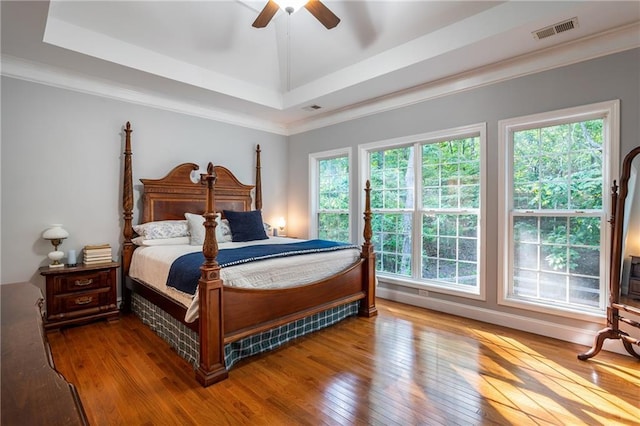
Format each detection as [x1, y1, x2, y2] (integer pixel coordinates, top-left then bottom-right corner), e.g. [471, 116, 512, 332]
[288, 48, 640, 335]
[1, 77, 288, 291]
[2, 48, 638, 347]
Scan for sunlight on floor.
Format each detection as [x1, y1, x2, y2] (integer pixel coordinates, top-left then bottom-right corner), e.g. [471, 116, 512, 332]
[466, 329, 640, 425]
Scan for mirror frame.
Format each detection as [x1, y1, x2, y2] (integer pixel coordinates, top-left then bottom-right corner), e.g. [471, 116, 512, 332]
[610, 146, 640, 306]
[578, 145, 640, 360]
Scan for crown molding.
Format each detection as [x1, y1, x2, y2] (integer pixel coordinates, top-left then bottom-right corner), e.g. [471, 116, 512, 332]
[0, 55, 288, 136]
[2, 22, 638, 136]
[288, 22, 640, 135]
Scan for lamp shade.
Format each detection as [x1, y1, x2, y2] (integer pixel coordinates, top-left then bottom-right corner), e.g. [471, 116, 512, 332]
[42, 224, 69, 240]
[276, 217, 286, 230]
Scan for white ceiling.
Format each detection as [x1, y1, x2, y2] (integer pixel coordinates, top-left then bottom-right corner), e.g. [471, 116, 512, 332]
[1, 1, 639, 134]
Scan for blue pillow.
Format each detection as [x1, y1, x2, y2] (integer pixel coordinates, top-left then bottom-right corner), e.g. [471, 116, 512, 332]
[223, 210, 269, 242]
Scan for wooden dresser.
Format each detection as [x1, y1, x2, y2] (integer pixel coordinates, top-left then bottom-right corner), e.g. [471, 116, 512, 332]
[1, 282, 88, 425]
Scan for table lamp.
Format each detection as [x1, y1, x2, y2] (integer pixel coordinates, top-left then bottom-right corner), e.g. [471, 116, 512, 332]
[42, 224, 69, 268]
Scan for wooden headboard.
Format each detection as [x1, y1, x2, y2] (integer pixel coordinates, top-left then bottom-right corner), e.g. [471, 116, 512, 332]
[140, 163, 257, 223]
[120, 121, 263, 276]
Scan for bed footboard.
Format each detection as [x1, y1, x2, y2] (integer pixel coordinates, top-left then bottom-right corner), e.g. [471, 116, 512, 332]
[120, 121, 376, 387]
[195, 166, 377, 386]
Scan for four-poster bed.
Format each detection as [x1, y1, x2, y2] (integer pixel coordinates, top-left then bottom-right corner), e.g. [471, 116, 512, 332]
[119, 122, 377, 386]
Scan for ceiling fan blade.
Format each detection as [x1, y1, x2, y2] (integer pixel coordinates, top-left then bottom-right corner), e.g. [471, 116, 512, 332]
[304, 0, 340, 29]
[252, 0, 280, 28]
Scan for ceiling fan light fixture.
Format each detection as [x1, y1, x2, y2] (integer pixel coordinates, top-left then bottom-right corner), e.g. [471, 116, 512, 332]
[274, 0, 307, 14]
[252, 0, 339, 29]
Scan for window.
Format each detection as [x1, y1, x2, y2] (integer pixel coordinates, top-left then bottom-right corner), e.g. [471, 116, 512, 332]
[499, 101, 619, 316]
[369, 146, 414, 276]
[361, 124, 486, 297]
[309, 149, 351, 242]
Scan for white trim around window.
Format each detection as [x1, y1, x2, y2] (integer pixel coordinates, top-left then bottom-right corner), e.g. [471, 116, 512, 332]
[497, 100, 620, 321]
[309, 147, 353, 241]
[359, 123, 487, 300]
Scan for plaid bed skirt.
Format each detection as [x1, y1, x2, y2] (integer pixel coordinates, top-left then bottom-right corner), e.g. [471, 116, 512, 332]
[131, 292, 359, 369]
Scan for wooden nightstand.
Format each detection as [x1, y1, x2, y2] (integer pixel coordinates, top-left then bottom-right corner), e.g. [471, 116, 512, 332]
[39, 262, 119, 330]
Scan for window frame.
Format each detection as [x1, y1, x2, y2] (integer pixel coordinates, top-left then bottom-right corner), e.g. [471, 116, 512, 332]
[309, 147, 353, 241]
[359, 123, 487, 300]
[497, 100, 620, 320]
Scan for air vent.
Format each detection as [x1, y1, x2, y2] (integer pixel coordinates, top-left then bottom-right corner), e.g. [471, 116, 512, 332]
[532, 17, 579, 40]
[302, 104, 322, 112]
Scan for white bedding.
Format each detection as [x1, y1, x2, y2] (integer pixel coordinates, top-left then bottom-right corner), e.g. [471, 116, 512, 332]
[128, 237, 361, 322]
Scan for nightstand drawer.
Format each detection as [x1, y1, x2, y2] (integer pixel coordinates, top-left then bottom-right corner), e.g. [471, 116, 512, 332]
[54, 270, 113, 293]
[53, 288, 114, 314]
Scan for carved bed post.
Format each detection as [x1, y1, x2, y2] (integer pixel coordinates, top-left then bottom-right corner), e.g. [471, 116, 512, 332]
[121, 122, 135, 312]
[195, 163, 229, 386]
[255, 144, 262, 210]
[359, 180, 378, 318]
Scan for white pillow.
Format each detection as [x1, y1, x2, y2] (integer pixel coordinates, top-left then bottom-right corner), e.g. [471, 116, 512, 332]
[132, 236, 190, 246]
[133, 220, 189, 240]
[185, 213, 206, 245]
[185, 213, 232, 245]
[219, 219, 232, 242]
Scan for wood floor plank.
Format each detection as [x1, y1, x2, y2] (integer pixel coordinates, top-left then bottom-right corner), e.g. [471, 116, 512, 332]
[48, 299, 639, 425]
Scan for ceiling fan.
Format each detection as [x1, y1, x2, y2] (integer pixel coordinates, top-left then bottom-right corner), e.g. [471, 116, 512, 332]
[252, 0, 340, 29]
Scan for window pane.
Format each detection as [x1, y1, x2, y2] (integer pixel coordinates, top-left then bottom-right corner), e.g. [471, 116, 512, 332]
[318, 213, 350, 243]
[512, 214, 602, 308]
[372, 213, 412, 276]
[569, 217, 600, 247]
[569, 276, 599, 307]
[422, 138, 480, 210]
[513, 121, 603, 211]
[514, 242, 538, 270]
[514, 270, 537, 298]
[459, 214, 478, 238]
[421, 213, 478, 287]
[371, 147, 414, 210]
[513, 216, 538, 243]
[317, 155, 349, 242]
[513, 182, 539, 209]
[318, 157, 349, 210]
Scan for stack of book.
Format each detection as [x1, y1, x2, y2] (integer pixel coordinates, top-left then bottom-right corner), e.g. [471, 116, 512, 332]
[83, 244, 112, 265]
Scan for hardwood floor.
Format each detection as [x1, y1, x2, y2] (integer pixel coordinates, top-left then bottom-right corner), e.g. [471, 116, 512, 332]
[47, 299, 639, 425]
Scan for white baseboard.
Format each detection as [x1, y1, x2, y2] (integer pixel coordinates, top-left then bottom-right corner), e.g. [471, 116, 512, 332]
[377, 287, 630, 357]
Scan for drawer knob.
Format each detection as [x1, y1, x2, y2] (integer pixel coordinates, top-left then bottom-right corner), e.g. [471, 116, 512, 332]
[74, 279, 93, 287]
[75, 296, 93, 305]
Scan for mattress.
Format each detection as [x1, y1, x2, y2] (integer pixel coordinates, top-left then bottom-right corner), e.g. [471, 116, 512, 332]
[128, 237, 361, 322]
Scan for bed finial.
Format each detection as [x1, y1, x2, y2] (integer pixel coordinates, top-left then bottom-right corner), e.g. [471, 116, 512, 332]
[200, 162, 219, 267]
[255, 144, 262, 211]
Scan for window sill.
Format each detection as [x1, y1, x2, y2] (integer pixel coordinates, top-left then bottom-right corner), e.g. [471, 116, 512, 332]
[377, 274, 484, 301]
[498, 295, 606, 323]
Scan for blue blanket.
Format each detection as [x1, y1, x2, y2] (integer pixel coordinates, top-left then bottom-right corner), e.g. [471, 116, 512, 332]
[167, 239, 358, 295]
